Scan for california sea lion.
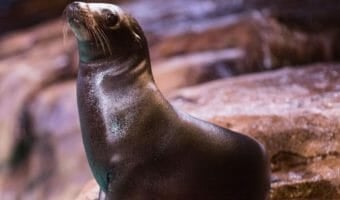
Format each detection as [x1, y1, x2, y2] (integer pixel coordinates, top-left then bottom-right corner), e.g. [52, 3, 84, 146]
[66, 2, 270, 200]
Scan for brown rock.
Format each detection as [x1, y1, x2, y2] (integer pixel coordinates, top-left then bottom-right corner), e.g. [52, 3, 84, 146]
[1, 1, 339, 99]
[0, 19, 67, 59]
[153, 48, 245, 93]
[3, 0, 340, 35]
[150, 13, 337, 67]
[0, 81, 92, 200]
[150, 13, 338, 93]
[170, 65, 340, 199]
[250, 0, 340, 32]
[0, 0, 70, 34]
[271, 157, 340, 199]
[123, 0, 254, 37]
[0, 35, 76, 169]
[75, 180, 100, 200]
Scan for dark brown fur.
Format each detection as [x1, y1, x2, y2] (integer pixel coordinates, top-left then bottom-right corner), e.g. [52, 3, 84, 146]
[66, 2, 270, 200]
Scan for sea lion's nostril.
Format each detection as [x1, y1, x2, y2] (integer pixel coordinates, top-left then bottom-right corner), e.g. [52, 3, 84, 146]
[66, 2, 82, 18]
[69, 2, 81, 12]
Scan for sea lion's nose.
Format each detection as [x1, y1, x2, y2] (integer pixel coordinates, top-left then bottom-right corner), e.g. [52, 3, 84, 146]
[65, 1, 82, 18]
[68, 2, 81, 12]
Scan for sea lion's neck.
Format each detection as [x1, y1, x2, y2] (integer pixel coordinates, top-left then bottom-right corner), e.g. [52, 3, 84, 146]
[77, 55, 175, 192]
[78, 41, 105, 62]
[78, 58, 168, 141]
[79, 52, 151, 77]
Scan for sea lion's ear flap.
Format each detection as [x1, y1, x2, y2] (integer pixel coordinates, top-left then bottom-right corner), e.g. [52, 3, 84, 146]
[132, 31, 142, 43]
[133, 31, 143, 49]
[127, 16, 144, 47]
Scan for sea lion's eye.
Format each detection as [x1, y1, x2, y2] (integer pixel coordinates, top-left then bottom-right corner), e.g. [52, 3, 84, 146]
[105, 13, 119, 27]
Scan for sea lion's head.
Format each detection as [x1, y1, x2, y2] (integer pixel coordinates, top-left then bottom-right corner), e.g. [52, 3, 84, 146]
[66, 2, 148, 65]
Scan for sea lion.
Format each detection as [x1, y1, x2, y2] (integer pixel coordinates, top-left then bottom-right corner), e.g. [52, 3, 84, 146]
[66, 2, 270, 200]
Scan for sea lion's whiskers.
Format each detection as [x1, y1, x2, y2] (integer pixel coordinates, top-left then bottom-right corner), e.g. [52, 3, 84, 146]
[87, 21, 100, 49]
[92, 25, 109, 55]
[99, 29, 112, 55]
[97, 24, 113, 55]
[81, 11, 107, 54]
[88, 28, 100, 49]
[93, 27, 107, 54]
[82, 19, 96, 46]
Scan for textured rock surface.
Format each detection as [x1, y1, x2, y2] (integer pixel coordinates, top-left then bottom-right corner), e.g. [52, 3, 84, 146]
[151, 14, 338, 91]
[75, 180, 100, 200]
[0, 35, 76, 168]
[0, 0, 69, 34]
[2, 0, 340, 34]
[251, 0, 340, 32]
[0, 82, 91, 200]
[170, 65, 340, 199]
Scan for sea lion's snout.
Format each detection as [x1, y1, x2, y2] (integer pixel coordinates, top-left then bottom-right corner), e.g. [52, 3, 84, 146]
[66, 2, 95, 42]
[65, 2, 86, 25]
[66, 2, 146, 63]
[67, 1, 80, 12]
[66, 2, 80, 18]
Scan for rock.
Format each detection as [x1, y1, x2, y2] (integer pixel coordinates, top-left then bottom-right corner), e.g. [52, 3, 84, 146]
[0, 31, 78, 200]
[2, 0, 340, 35]
[0, 0, 70, 34]
[123, 0, 252, 39]
[0, 35, 76, 169]
[0, 19, 66, 59]
[1, 1, 339, 96]
[153, 49, 245, 93]
[170, 65, 340, 199]
[151, 13, 338, 92]
[250, 0, 340, 32]
[75, 180, 100, 200]
[270, 157, 340, 199]
[0, 81, 92, 200]
[150, 12, 337, 66]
